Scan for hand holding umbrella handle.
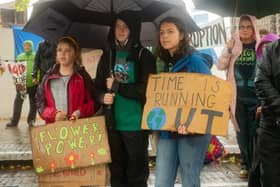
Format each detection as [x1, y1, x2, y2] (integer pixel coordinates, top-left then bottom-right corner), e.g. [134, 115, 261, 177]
[106, 89, 114, 109]
[106, 74, 114, 109]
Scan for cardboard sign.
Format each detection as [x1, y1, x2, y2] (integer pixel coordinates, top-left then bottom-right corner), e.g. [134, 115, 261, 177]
[38, 165, 107, 187]
[189, 18, 227, 49]
[81, 49, 103, 79]
[31, 116, 111, 175]
[7, 61, 27, 96]
[141, 73, 232, 136]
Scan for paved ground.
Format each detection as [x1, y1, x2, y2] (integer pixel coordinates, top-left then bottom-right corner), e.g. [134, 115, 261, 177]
[0, 163, 247, 187]
[0, 119, 247, 187]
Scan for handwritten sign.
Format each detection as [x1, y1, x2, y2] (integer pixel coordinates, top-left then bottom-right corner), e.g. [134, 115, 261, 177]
[189, 18, 227, 49]
[141, 73, 232, 136]
[39, 165, 107, 187]
[7, 61, 27, 96]
[30, 116, 111, 175]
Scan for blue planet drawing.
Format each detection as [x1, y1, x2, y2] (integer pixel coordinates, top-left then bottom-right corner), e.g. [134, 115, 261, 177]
[147, 107, 166, 130]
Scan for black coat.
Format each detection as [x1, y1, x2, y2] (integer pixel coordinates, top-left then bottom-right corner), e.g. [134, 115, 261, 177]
[255, 39, 280, 126]
[95, 45, 156, 107]
[94, 45, 156, 129]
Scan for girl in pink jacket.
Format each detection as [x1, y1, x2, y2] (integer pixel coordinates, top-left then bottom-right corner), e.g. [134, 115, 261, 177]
[217, 15, 260, 178]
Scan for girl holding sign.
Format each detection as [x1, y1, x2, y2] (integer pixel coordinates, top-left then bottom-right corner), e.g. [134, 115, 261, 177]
[36, 36, 95, 124]
[155, 17, 212, 187]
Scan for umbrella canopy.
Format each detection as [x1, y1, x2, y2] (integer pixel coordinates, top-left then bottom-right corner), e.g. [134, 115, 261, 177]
[24, 0, 200, 48]
[193, 0, 280, 18]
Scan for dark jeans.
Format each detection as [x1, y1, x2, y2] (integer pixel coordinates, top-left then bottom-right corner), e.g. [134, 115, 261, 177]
[257, 127, 280, 187]
[10, 86, 37, 126]
[248, 135, 261, 187]
[107, 129, 149, 187]
[236, 101, 258, 169]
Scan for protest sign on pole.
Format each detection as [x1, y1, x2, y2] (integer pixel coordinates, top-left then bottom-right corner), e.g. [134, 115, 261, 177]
[142, 73, 232, 136]
[189, 18, 227, 49]
[7, 61, 27, 97]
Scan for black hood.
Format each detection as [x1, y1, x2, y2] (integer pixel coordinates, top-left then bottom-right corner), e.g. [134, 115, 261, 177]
[108, 10, 141, 48]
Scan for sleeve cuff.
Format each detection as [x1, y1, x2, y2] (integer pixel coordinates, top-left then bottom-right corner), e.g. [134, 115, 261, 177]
[111, 79, 120, 93]
[74, 110, 81, 118]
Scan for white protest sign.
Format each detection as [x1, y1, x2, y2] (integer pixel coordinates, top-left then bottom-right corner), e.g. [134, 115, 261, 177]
[189, 18, 227, 49]
[7, 61, 27, 96]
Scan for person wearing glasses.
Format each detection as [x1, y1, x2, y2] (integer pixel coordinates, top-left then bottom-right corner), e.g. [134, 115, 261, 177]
[217, 15, 260, 179]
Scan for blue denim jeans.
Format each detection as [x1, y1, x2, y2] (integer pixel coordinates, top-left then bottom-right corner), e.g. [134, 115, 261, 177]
[155, 134, 211, 187]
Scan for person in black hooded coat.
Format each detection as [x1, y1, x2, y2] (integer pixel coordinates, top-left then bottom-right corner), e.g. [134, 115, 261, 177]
[94, 10, 156, 187]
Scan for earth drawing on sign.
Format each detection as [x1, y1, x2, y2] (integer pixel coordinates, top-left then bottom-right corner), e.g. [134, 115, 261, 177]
[147, 107, 166, 130]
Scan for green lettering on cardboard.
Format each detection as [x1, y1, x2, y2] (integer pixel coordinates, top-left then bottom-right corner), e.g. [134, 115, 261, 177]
[47, 131, 56, 140]
[70, 126, 81, 137]
[68, 139, 77, 149]
[92, 123, 98, 132]
[78, 137, 84, 149]
[39, 131, 46, 143]
[45, 143, 52, 156]
[98, 133, 103, 143]
[89, 135, 95, 144]
[56, 140, 64, 154]
[82, 124, 89, 134]
[60, 127, 68, 140]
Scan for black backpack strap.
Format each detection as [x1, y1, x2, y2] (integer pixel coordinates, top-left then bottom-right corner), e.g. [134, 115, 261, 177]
[138, 47, 145, 61]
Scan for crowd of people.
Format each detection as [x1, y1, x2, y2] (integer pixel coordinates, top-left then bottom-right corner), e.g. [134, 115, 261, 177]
[0, 10, 280, 187]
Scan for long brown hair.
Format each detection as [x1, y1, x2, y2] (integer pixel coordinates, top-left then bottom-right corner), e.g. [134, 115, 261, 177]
[57, 36, 82, 65]
[157, 17, 192, 61]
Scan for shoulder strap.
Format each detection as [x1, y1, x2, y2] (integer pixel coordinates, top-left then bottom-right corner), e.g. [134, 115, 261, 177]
[138, 47, 145, 61]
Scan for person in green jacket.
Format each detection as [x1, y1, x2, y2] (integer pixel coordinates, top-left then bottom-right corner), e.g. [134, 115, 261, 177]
[6, 40, 38, 127]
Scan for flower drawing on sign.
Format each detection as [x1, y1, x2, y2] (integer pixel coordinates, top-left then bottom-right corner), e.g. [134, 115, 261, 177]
[89, 152, 95, 165]
[36, 166, 44, 173]
[48, 161, 57, 173]
[97, 148, 107, 156]
[64, 152, 79, 169]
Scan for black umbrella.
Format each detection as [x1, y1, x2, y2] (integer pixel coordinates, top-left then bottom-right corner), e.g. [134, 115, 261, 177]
[24, 0, 200, 48]
[193, 0, 280, 18]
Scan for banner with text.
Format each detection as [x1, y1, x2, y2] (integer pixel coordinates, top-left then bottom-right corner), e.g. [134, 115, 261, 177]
[189, 18, 227, 49]
[141, 73, 232, 136]
[31, 116, 111, 175]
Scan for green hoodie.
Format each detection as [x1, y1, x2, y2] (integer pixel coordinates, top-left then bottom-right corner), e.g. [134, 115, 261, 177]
[16, 40, 36, 88]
